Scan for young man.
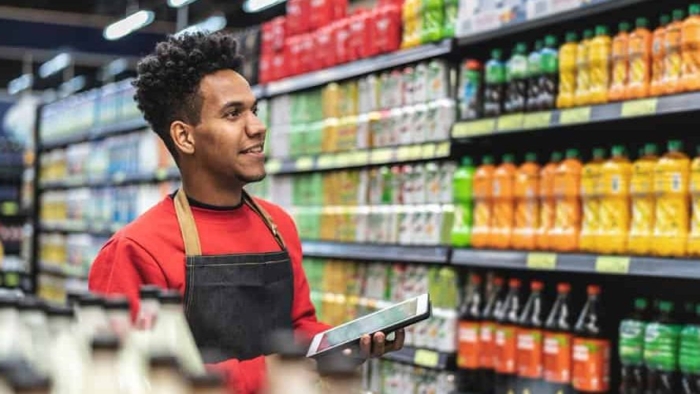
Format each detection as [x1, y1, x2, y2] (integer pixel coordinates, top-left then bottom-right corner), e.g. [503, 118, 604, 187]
[88, 32, 404, 393]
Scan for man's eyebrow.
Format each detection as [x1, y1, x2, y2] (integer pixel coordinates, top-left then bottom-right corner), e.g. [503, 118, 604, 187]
[220, 99, 257, 113]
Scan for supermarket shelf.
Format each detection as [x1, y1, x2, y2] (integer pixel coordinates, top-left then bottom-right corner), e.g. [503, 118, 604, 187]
[38, 262, 88, 280]
[40, 167, 181, 190]
[265, 40, 453, 97]
[383, 345, 456, 371]
[266, 141, 451, 175]
[39, 117, 149, 152]
[251, 84, 266, 98]
[302, 241, 450, 264]
[40, 221, 120, 237]
[1, 243, 21, 256]
[452, 92, 700, 139]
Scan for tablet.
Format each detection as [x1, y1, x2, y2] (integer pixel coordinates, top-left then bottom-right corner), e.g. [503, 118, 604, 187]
[306, 293, 431, 359]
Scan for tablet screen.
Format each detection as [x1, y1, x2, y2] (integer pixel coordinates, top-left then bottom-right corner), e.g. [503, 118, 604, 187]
[315, 298, 419, 353]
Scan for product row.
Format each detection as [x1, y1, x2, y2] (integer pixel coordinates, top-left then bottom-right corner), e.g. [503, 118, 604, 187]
[39, 233, 109, 276]
[371, 360, 456, 394]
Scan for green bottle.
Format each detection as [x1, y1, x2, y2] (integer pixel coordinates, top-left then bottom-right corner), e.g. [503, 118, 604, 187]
[619, 298, 649, 393]
[644, 301, 681, 393]
[451, 156, 476, 247]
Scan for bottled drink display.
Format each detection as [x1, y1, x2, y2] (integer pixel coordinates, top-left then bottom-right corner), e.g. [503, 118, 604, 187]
[572, 285, 610, 393]
[644, 301, 681, 394]
[494, 279, 522, 394]
[619, 298, 649, 394]
[543, 283, 573, 394]
[516, 281, 545, 394]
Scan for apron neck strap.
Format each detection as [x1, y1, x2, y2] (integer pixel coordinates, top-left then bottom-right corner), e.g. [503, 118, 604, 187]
[174, 189, 287, 257]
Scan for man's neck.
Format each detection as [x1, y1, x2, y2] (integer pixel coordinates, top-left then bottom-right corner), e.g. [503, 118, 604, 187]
[181, 172, 244, 208]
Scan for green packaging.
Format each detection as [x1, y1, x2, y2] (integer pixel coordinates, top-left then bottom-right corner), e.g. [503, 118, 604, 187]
[421, 0, 445, 44]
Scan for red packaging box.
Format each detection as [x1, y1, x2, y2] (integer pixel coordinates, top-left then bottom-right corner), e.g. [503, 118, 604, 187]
[286, 0, 310, 36]
[300, 34, 315, 73]
[259, 54, 272, 83]
[333, 0, 348, 20]
[261, 21, 275, 55]
[309, 0, 334, 30]
[333, 19, 351, 64]
[315, 26, 337, 68]
[348, 11, 374, 61]
[285, 36, 303, 76]
[373, 5, 402, 54]
[271, 16, 286, 53]
[378, 0, 404, 7]
[272, 52, 286, 81]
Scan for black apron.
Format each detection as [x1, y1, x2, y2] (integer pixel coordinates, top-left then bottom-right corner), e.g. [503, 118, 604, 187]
[174, 189, 294, 363]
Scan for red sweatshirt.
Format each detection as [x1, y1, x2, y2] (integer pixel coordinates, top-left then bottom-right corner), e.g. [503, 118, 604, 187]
[88, 195, 330, 394]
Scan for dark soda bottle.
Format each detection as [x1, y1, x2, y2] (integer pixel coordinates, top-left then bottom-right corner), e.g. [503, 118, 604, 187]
[680, 303, 700, 394]
[481, 276, 506, 394]
[543, 283, 574, 394]
[505, 43, 529, 114]
[457, 273, 483, 392]
[526, 40, 543, 112]
[516, 281, 546, 394]
[484, 49, 506, 117]
[539, 35, 559, 110]
[644, 301, 681, 394]
[572, 285, 611, 393]
[619, 298, 649, 394]
[495, 278, 522, 394]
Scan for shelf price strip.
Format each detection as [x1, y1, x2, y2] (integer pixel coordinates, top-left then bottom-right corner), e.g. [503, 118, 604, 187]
[497, 113, 524, 132]
[523, 111, 553, 129]
[526, 252, 557, 270]
[595, 256, 630, 274]
[452, 118, 496, 138]
[294, 156, 315, 171]
[559, 106, 591, 125]
[621, 98, 658, 118]
[413, 349, 440, 368]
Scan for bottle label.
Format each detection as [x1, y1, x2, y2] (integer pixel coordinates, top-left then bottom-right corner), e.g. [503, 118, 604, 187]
[644, 322, 681, 371]
[517, 328, 543, 378]
[457, 321, 481, 369]
[495, 324, 518, 373]
[680, 325, 700, 374]
[654, 196, 689, 237]
[572, 338, 611, 392]
[479, 322, 496, 368]
[543, 332, 572, 383]
[629, 196, 655, 237]
[619, 319, 646, 365]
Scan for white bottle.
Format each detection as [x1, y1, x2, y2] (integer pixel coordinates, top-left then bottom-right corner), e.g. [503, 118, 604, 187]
[82, 334, 124, 394]
[18, 298, 52, 375]
[265, 330, 318, 394]
[46, 304, 85, 394]
[0, 297, 23, 360]
[147, 354, 188, 394]
[187, 372, 227, 394]
[75, 294, 109, 339]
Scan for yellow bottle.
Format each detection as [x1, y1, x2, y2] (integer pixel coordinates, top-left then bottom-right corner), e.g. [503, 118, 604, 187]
[579, 148, 606, 253]
[557, 32, 579, 109]
[598, 145, 632, 255]
[688, 146, 700, 256]
[628, 144, 659, 255]
[574, 29, 594, 106]
[653, 140, 690, 257]
[588, 25, 612, 105]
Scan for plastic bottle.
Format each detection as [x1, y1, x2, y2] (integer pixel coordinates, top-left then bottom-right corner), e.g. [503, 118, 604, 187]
[598, 145, 633, 255]
[572, 285, 611, 393]
[188, 372, 227, 394]
[457, 274, 482, 391]
[506, 43, 530, 113]
[492, 154, 517, 249]
[653, 140, 690, 257]
[148, 354, 189, 394]
[644, 301, 681, 394]
[537, 152, 562, 250]
[540, 35, 560, 110]
[472, 156, 496, 249]
[484, 49, 507, 117]
[619, 298, 650, 394]
[680, 304, 700, 394]
[579, 148, 606, 253]
[552, 149, 583, 252]
[689, 145, 700, 256]
[543, 283, 574, 394]
[84, 334, 123, 394]
[589, 25, 613, 104]
[527, 40, 544, 112]
[575, 29, 594, 106]
[627, 18, 654, 99]
[513, 153, 540, 251]
[460, 60, 483, 120]
[665, 9, 686, 95]
[494, 279, 522, 394]
[628, 144, 659, 256]
[609, 22, 632, 102]
[683, 5, 700, 92]
[451, 157, 476, 248]
[557, 32, 579, 109]
[480, 277, 505, 394]
[651, 15, 671, 97]
[516, 281, 546, 394]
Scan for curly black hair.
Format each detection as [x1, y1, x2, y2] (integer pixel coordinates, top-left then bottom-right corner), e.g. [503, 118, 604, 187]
[132, 32, 244, 160]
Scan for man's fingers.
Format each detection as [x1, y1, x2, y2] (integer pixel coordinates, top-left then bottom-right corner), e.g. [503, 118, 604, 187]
[372, 332, 386, 358]
[360, 335, 372, 359]
[392, 329, 406, 351]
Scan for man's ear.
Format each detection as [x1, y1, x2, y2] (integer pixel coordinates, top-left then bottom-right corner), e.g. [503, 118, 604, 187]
[170, 121, 195, 156]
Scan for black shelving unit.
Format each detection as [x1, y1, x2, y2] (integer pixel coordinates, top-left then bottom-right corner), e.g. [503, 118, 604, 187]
[302, 241, 451, 265]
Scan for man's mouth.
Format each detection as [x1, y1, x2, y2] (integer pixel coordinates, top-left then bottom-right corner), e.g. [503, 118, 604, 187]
[241, 144, 264, 154]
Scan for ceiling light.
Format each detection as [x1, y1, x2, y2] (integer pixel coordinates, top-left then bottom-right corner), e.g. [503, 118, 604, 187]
[39, 53, 72, 79]
[175, 14, 227, 37]
[104, 10, 155, 41]
[243, 0, 286, 13]
[8, 74, 33, 95]
[168, 0, 198, 8]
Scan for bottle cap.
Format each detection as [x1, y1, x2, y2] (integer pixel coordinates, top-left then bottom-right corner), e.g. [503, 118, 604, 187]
[695, 304, 700, 316]
[9, 369, 51, 393]
[104, 296, 131, 311]
[461, 156, 473, 166]
[691, 4, 700, 16]
[158, 290, 183, 305]
[482, 155, 494, 165]
[658, 301, 674, 313]
[566, 149, 579, 159]
[619, 21, 631, 32]
[660, 14, 671, 25]
[557, 283, 571, 293]
[502, 154, 515, 164]
[139, 285, 162, 300]
[66, 291, 85, 306]
[673, 9, 686, 21]
[595, 25, 609, 36]
[636, 17, 649, 28]
[593, 148, 606, 159]
[465, 59, 481, 70]
[634, 298, 648, 310]
[525, 152, 537, 162]
[491, 49, 503, 60]
[188, 372, 226, 388]
[551, 151, 563, 162]
[45, 303, 74, 318]
[470, 274, 482, 285]
[78, 294, 104, 307]
[509, 278, 521, 288]
[586, 285, 601, 295]
[149, 354, 181, 369]
[91, 334, 121, 351]
[668, 140, 683, 152]
[545, 35, 557, 47]
[645, 143, 658, 156]
[493, 277, 505, 286]
[612, 145, 625, 157]
[534, 40, 544, 51]
[531, 281, 544, 291]
[583, 29, 594, 39]
[515, 42, 528, 55]
[565, 32, 578, 43]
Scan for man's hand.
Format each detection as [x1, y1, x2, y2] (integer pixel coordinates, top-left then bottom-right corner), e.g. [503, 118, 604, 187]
[343, 329, 406, 359]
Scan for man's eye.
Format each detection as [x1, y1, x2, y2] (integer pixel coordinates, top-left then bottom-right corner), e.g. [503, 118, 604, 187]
[226, 110, 241, 119]
[251, 106, 259, 116]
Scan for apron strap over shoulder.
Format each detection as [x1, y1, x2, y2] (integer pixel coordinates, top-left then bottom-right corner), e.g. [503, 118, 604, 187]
[174, 189, 203, 256]
[242, 190, 287, 251]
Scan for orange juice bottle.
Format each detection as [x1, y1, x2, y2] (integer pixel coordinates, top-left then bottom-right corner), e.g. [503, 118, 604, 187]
[682, 4, 700, 92]
[472, 156, 496, 249]
[626, 18, 654, 99]
[491, 154, 517, 249]
[628, 144, 659, 255]
[552, 149, 583, 252]
[598, 145, 633, 255]
[588, 25, 612, 105]
[664, 9, 686, 95]
[513, 153, 540, 251]
[557, 32, 579, 109]
[579, 148, 606, 253]
[575, 30, 594, 106]
[609, 22, 631, 102]
[687, 145, 700, 256]
[653, 140, 690, 257]
[537, 152, 562, 251]
[650, 14, 671, 96]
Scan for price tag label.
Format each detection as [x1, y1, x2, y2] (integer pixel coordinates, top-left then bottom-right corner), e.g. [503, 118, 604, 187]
[435, 142, 450, 157]
[370, 148, 393, 164]
[295, 156, 314, 171]
[559, 107, 591, 125]
[421, 143, 436, 159]
[397, 146, 412, 161]
[497, 113, 524, 131]
[155, 168, 168, 181]
[414, 349, 440, 368]
[408, 145, 422, 160]
[595, 256, 631, 274]
[350, 151, 369, 166]
[526, 253, 557, 270]
[1, 202, 18, 216]
[317, 154, 335, 169]
[523, 111, 553, 129]
[266, 159, 282, 174]
[348, 295, 359, 306]
[112, 172, 127, 184]
[3, 272, 19, 288]
[452, 118, 495, 138]
[621, 98, 658, 118]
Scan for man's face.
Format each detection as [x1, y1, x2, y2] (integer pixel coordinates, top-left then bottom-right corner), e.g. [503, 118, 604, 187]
[191, 69, 266, 185]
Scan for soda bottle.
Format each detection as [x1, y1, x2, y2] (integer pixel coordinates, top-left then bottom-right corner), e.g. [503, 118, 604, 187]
[516, 281, 546, 394]
[452, 157, 476, 248]
[619, 298, 650, 394]
[682, 4, 700, 92]
[543, 283, 574, 394]
[457, 274, 483, 392]
[598, 145, 633, 255]
[688, 146, 700, 256]
[527, 40, 543, 112]
[506, 43, 529, 113]
[628, 144, 659, 255]
[481, 276, 506, 394]
[575, 30, 594, 106]
[494, 279, 522, 394]
[557, 32, 579, 109]
[653, 140, 690, 257]
[651, 15, 671, 97]
[609, 22, 631, 102]
[627, 18, 653, 99]
[540, 35, 559, 110]
[492, 154, 517, 249]
[588, 25, 612, 104]
[537, 152, 563, 250]
[513, 153, 540, 251]
[579, 148, 606, 253]
[664, 9, 686, 95]
[572, 285, 611, 393]
[460, 60, 483, 120]
[472, 156, 497, 249]
[644, 301, 681, 394]
[485, 49, 507, 117]
[552, 149, 583, 252]
[680, 304, 700, 394]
